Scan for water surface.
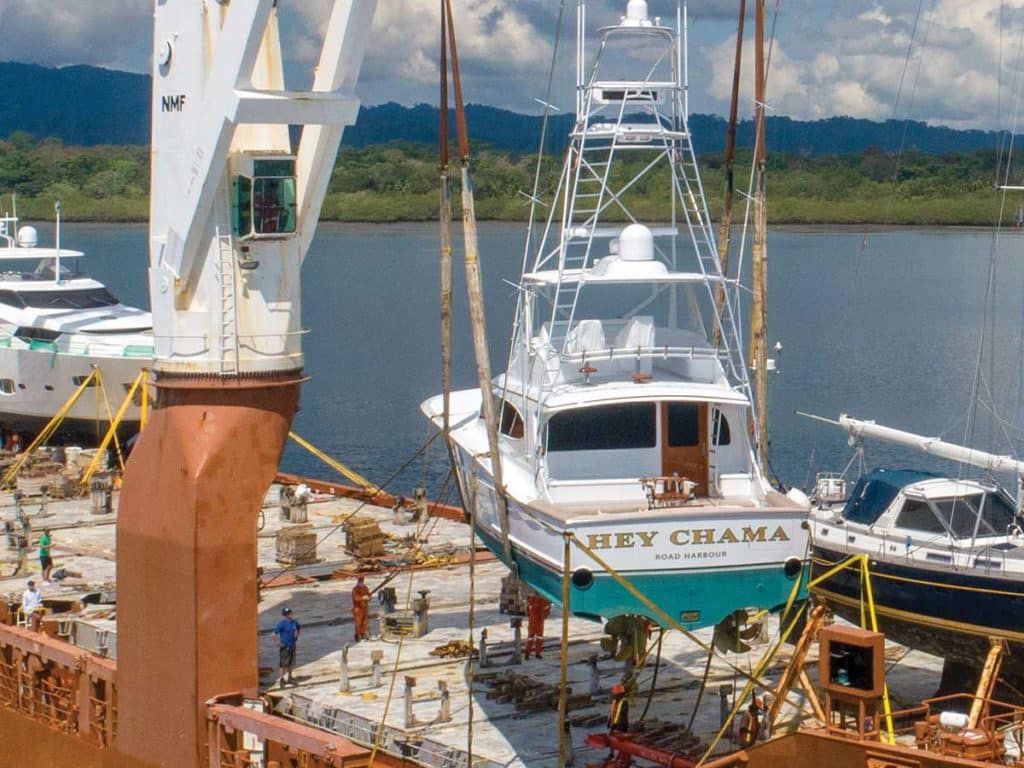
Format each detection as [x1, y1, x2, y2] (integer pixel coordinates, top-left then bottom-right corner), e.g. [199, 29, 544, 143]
[43, 221, 1024, 500]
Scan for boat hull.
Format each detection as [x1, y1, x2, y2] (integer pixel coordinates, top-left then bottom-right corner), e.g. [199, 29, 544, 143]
[0, 346, 146, 443]
[453, 443, 807, 628]
[811, 544, 1024, 667]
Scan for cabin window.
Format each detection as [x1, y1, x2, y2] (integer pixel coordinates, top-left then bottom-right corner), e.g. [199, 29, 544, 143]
[232, 158, 297, 239]
[712, 410, 731, 446]
[72, 375, 100, 388]
[933, 495, 984, 539]
[0, 290, 24, 308]
[979, 492, 1017, 535]
[666, 403, 700, 447]
[0, 379, 14, 395]
[13, 327, 61, 342]
[12, 288, 117, 309]
[895, 498, 946, 534]
[499, 401, 524, 439]
[548, 403, 656, 452]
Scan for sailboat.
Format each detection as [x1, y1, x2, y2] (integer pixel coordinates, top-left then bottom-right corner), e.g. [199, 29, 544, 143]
[808, 415, 1024, 672]
[422, 0, 809, 628]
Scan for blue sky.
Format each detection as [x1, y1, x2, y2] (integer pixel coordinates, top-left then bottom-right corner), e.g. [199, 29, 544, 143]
[1, 1, 1021, 129]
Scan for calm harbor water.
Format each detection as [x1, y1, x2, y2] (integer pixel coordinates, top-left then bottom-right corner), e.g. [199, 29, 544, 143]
[45, 221, 1024, 502]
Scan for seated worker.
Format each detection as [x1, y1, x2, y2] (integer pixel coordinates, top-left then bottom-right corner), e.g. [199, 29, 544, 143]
[21, 580, 43, 631]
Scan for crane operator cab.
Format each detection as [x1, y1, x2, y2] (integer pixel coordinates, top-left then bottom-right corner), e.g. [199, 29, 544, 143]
[231, 154, 297, 239]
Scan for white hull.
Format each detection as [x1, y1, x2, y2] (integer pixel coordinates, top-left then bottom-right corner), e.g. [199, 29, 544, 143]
[0, 346, 146, 429]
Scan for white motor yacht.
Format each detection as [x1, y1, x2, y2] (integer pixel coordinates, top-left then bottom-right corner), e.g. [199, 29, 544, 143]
[0, 205, 151, 442]
[423, 0, 809, 628]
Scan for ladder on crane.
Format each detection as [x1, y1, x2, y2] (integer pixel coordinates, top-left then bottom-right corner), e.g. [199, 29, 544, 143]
[216, 229, 239, 377]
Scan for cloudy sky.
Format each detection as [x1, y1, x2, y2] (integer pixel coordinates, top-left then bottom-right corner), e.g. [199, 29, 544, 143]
[1, 0, 1023, 130]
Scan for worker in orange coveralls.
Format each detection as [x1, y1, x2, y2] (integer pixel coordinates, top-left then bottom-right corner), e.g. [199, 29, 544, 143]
[524, 592, 551, 659]
[351, 576, 371, 642]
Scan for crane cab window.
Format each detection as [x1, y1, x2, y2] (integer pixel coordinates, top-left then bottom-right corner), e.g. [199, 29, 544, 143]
[232, 158, 297, 239]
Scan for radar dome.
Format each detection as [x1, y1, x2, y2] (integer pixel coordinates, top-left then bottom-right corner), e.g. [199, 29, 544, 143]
[16, 226, 38, 248]
[619, 224, 654, 262]
[625, 0, 649, 23]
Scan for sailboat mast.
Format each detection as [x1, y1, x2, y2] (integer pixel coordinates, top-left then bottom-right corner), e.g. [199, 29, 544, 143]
[749, 0, 770, 471]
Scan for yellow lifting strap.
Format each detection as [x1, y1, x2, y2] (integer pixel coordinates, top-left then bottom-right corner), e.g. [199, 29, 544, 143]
[2, 367, 103, 486]
[81, 368, 149, 488]
[808, 553, 896, 743]
[287, 431, 380, 495]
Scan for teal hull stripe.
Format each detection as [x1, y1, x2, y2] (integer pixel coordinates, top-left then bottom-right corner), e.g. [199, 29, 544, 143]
[476, 525, 806, 630]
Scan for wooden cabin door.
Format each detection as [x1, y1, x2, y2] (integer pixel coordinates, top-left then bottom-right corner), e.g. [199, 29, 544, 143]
[662, 402, 708, 496]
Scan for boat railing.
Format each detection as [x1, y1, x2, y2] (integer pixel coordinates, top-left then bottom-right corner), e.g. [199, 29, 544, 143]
[550, 344, 725, 386]
[207, 693, 373, 768]
[560, 343, 728, 365]
[0, 621, 117, 747]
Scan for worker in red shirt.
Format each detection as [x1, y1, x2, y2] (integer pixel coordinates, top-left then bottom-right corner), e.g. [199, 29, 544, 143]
[351, 576, 371, 642]
[524, 592, 551, 659]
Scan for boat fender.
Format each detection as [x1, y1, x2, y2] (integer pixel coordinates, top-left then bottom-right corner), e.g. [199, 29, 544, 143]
[785, 487, 812, 510]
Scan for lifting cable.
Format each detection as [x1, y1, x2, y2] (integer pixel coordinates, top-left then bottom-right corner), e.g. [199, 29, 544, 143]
[437, 0, 516, 573]
[81, 367, 150, 487]
[367, 451, 467, 767]
[711, 0, 745, 350]
[806, 553, 895, 744]
[259, 430, 442, 587]
[287, 431, 379, 495]
[438, 0, 461, 511]
[2, 367, 137, 487]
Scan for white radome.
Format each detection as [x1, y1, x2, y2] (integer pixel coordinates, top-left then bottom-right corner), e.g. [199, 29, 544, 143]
[16, 226, 38, 248]
[619, 223, 654, 262]
[626, 0, 648, 23]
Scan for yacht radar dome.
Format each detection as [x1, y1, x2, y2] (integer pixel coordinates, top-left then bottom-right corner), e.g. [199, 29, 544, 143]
[16, 226, 38, 248]
[623, 0, 652, 26]
[619, 223, 654, 261]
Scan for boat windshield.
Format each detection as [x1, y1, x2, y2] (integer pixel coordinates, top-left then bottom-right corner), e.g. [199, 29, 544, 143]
[0, 287, 119, 310]
[898, 491, 1018, 539]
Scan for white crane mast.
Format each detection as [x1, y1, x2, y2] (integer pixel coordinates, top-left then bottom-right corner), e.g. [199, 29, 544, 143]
[149, 0, 374, 377]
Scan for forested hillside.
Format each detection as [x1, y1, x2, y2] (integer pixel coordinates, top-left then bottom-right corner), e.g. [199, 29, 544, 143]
[0, 132, 1010, 225]
[0, 62, 1004, 157]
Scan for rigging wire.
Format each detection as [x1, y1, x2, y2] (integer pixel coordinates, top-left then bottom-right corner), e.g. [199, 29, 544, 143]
[963, 5, 1024, 492]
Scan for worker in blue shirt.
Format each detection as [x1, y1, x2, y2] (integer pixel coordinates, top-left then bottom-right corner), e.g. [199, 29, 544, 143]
[273, 607, 301, 686]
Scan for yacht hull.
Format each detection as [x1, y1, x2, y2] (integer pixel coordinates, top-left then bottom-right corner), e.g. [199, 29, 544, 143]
[811, 544, 1024, 667]
[0, 346, 146, 442]
[452, 442, 807, 628]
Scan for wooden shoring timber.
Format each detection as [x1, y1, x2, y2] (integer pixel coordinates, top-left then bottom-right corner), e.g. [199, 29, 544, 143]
[968, 638, 1006, 729]
[768, 604, 828, 728]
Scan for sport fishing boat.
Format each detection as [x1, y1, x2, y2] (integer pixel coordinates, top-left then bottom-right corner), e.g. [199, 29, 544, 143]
[0, 204, 152, 441]
[809, 415, 1024, 670]
[423, 0, 809, 627]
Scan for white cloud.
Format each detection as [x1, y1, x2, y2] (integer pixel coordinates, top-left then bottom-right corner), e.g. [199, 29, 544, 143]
[2, 0, 1024, 129]
[701, 0, 1024, 129]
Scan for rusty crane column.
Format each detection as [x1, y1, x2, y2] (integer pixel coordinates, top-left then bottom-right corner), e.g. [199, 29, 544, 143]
[115, 2, 375, 766]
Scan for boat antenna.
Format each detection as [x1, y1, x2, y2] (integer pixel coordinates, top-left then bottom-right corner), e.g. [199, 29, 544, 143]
[54, 200, 61, 281]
